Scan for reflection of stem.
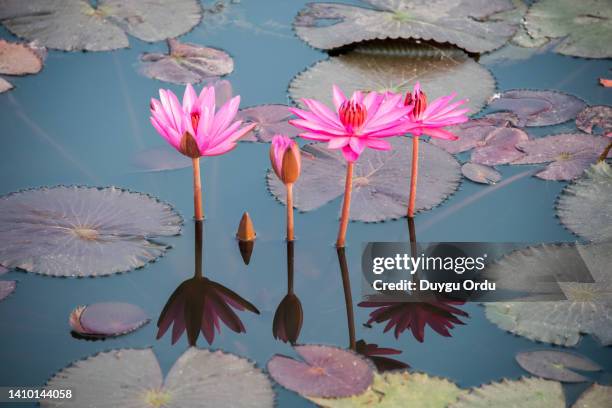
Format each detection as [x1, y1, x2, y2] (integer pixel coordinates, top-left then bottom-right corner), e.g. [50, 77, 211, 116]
[194, 220, 203, 279]
[599, 140, 612, 163]
[336, 162, 354, 247]
[408, 137, 419, 218]
[192, 158, 203, 220]
[337, 248, 356, 350]
[287, 241, 295, 294]
[287, 184, 295, 241]
[408, 216, 417, 258]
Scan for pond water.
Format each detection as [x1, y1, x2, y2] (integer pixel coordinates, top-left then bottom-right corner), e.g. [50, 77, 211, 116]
[0, 0, 611, 407]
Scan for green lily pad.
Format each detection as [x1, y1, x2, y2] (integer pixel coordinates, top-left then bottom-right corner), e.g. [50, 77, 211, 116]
[293, 0, 518, 54]
[572, 384, 612, 408]
[516, 350, 601, 383]
[289, 44, 495, 114]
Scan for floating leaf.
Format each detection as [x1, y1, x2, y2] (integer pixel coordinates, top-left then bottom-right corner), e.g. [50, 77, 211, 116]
[451, 377, 565, 407]
[487, 90, 587, 127]
[267, 345, 374, 398]
[0, 186, 182, 277]
[557, 161, 612, 243]
[289, 44, 495, 114]
[512, 133, 610, 180]
[516, 350, 601, 383]
[524, 0, 612, 59]
[70, 302, 150, 338]
[0, 39, 44, 75]
[237, 105, 300, 143]
[140, 38, 233, 84]
[42, 348, 274, 407]
[310, 371, 461, 408]
[293, 0, 518, 53]
[267, 139, 461, 222]
[0, 0, 202, 52]
[0, 280, 15, 302]
[0, 77, 12, 93]
[572, 384, 612, 408]
[462, 163, 502, 184]
[576, 106, 612, 136]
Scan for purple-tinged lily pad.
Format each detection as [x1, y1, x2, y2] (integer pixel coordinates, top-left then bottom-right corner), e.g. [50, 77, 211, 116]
[140, 38, 233, 84]
[0, 39, 45, 75]
[487, 90, 587, 127]
[512, 133, 610, 180]
[237, 105, 300, 143]
[576, 106, 612, 136]
[267, 139, 461, 222]
[462, 163, 502, 184]
[0, 77, 12, 93]
[0, 280, 15, 302]
[516, 350, 601, 383]
[267, 345, 374, 398]
[0, 186, 182, 277]
[293, 0, 518, 54]
[70, 302, 150, 338]
[0, 0, 202, 52]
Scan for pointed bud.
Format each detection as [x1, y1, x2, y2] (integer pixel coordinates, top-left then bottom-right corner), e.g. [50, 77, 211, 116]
[270, 135, 301, 185]
[236, 212, 256, 241]
[338, 100, 367, 131]
[179, 132, 201, 158]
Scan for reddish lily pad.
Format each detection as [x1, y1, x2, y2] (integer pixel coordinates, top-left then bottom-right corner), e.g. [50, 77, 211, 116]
[516, 350, 601, 383]
[70, 302, 150, 338]
[0, 39, 45, 75]
[487, 90, 587, 127]
[237, 105, 300, 143]
[0, 0, 202, 52]
[267, 345, 374, 398]
[294, 0, 518, 54]
[462, 163, 502, 184]
[140, 38, 233, 84]
[267, 139, 461, 222]
[0, 77, 12, 93]
[576, 106, 612, 136]
[512, 133, 610, 180]
[0, 280, 16, 302]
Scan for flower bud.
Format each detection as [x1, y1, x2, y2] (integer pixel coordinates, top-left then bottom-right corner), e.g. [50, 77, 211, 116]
[270, 135, 301, 185]
[236, 211, 256, 241]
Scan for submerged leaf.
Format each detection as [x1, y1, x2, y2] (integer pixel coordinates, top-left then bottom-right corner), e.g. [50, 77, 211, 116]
[0, 0, 201, 52]
[70, 302, 150, 338]
[42, 348, 274, 407]
[289, 44, 495, 114]
[0, 280, 15, 302]
[294, 0, 518, 53]
[573, 384, 612, 408]
[557, 161, 612, 243]
[0, 186, 182, 277]
[267, 139, 461, 222]
[576, 106, 612, 136]
[237, 105, 300, 143]
[140, 38, 233, 84]
[516, 350, 601, 383]
[0, 39, 44, 75]
[461, 163, 502, 184]
[451, 377, 565, 407]
[513, 133, 610, 180]
[267, 345, 374, 398]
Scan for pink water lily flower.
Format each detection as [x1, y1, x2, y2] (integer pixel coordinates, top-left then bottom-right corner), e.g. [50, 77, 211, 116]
[289, 85, 413, 162]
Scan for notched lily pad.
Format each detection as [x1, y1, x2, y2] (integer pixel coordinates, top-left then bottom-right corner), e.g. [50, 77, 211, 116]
[516, 350, 601, 383]
[487, 90, 587, 127]
[0, 39, 45, 75]
[576, 106, 612, 136]
[451, 377, 565, 407]
[293, 0, 518, 54]
[42, 348, 274, 407]
[70, 302, 150, 338]
[0, 280, 16, 302]
[573, 384, 612, 408]
[237, 105, 300, 143]
[0, 0, 202, 52]
[512, 133, 610, 180]
[267, 139, 461, 222]
[0, 186, 182, 277]
[140, 38, 234, 84]
[267, 344, 374, 398]
[462, 163, 502, 184]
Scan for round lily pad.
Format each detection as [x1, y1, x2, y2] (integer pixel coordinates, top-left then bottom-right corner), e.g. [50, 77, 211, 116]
[557, 161, 612, 243]
[0, 0, 202, 52]
[237, 105, 300, 143]
[487, 90, 587, 127]
[524, 0, 612, 59]
[70, 302, 150, 338]
[310, 371, 462, 408]
[0, 39, 44, 75]
[516, 350, 601, 383]
[576, 106, 612, 136]
[573, 384, 612, 408]
[42, 348, 274, 407]
[512, 133, 610, 181]
[267, 344, 374, 398]
[140, 38, 233, 84]
[293, 0, 518, 54]
[462, 163, 502, 184]
[267, 139, 461, 222]
[0, 280, 16, 302]
[289, 44, 495, 114]
[0, 186, 182, 277]
[452, 377, 565, 407]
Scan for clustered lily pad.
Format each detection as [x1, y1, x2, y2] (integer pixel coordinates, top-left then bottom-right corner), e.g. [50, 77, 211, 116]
[237, 105, 300, 142]
[0, 0, 202, 52]
[42, 348, 274, 407]
[70, 302, 150, 339]
[267, 139, 461, 222]
[0, 186, 182, 277]
[515, 350, 601, 383]
[576, 105, 612, 136]
[0, 39, 46, 93]
[293, 0, 518, 54]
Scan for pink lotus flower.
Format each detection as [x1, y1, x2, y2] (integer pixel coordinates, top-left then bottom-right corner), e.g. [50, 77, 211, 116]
[289, 85, 413, 162]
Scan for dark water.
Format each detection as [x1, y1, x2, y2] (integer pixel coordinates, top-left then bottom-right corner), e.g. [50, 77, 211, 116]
[1, 1, 611, 407]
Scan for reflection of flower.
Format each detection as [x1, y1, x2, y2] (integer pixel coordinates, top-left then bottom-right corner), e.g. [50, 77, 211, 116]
[272, 293, 303, 344]
[157, 276, 259, 346]
[359, 299, 468, 342]
[355, 340, 409, 372]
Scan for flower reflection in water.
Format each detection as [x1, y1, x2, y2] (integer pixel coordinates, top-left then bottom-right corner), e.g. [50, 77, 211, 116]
[273, 241, 303, 344]
[157, 221, 259, 346]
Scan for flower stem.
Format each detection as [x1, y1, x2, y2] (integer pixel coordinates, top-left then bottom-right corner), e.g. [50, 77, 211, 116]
[598, 140, 612, 163]
[192, 157, 203, 221]
[336, 162, 354, 248]
[286, 183, 295, 241]
[407, 136, 419, 218]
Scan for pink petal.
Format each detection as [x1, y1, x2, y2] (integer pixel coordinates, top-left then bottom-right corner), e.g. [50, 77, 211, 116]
[327, 136, 350, 149]
[332, 85, 347, 110]
[301, 98, 344, 130]
[364, 138, 391, 150]
[210, 95, 240, 137]
[183, 83, 198, 113]
[341, 145, 360, 162]
[298, 131, 333, 142]
[423, 127, 458, 140]
[289, 118, 347, 137]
